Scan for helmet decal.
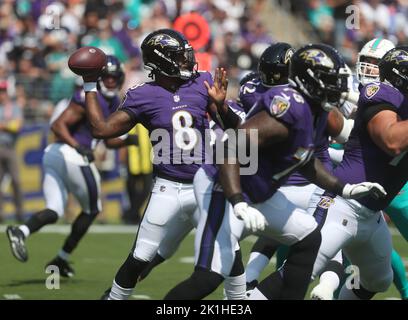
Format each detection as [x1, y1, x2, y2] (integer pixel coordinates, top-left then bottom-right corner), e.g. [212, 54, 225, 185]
[284, 48, 294, 65]
[384, 49, 408, 65]
[147, 34, 180, 49]
[299, 49, 334, 68]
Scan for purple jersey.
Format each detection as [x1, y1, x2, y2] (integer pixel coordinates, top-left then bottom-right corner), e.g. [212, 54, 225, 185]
[335, 82, 408, 211]
[71, 89, 119, 149]
[286, 116, 332, 185]
[202, 100, 246, 178]
[118, 72, 213, 181]
[239, 78, 270, 113]
[239, 85, 320, 203]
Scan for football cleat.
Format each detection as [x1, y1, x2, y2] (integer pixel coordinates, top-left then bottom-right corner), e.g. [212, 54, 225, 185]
[6, 226, 28, 262]
[45, 256, 75, 278]
[100, 287, 111, 300]
[310, 283, 334, 300]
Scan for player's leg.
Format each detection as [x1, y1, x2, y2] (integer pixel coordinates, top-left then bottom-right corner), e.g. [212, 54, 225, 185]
[164, 169, 243, 299]
[5, 149, 24, 222]
[47, 162, 102, 277]
[338, 212, 393, 300]
[139, 186, 197, 281]
[6, 149, 66, 262]
[308, 194, 354, 300]
[224, 248, 247, 300]
[249, 190, 321, 300]
[386, 182, 408, 241]
[245, 184, 320, 293]
[310, 250, 344, 300]
[108, 178, 184, 300]
[245, 237, 280, 293]
[0, 152, 7, 222]
[391, 249, 408, 299]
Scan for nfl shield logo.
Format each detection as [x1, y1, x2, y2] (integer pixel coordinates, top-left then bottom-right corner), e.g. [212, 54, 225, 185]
[173, 95, 180, 102]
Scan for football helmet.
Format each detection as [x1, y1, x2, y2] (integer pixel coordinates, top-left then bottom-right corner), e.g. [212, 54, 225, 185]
[379, 46, 408, 94]
[289, 43, 349, 111]
[141, 29, 197, 80]
[357, 38, 395, 86]
[97, 55, 125, 99]
[258, 42, 294, 86]
[239, 71, 259, 86]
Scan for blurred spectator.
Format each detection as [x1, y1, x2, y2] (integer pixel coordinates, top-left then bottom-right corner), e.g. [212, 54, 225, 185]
[0, 80, 24, 223]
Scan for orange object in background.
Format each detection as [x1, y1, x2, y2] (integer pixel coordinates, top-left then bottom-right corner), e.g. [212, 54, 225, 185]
[173, 13, 210, 51]
[195, 52, 212, 72]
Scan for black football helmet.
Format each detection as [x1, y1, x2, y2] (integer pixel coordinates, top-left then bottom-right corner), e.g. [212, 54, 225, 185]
[239, 71, 259, 86]
[141, 29, 197, 80]
[289, 43, 349, 111]
[98, 55, 125, 99]
[258, 42, 294, 86]
[379, 46, 408, 94]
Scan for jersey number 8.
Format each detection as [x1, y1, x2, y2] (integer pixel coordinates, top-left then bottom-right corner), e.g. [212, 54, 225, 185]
[172, 110, 198, 151]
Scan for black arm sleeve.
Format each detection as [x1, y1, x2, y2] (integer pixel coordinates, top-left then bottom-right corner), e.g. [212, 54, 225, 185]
[361, 103, 398, 125]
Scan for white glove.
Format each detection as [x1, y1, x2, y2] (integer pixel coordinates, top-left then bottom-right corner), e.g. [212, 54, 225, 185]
[342, 182, 387, 200]
[310, 283, 335, 300]
[233, 202, 267, 233]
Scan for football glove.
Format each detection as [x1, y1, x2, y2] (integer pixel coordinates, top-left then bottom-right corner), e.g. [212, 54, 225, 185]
[75, 145, 95, 163]
[233, 202, 267, 233]
[125, 135, 139, 146]
[342, 182, 387, 200]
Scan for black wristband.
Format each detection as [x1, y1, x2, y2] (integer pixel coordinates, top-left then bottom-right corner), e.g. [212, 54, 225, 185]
[332, 180, 345, 196]
[228, 193, 245, 206]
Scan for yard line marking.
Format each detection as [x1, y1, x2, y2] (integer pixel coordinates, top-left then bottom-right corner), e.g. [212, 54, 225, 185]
[179, 256, 195, 264]
[3, 294, 22, 300]
[0, 225, 138, 234]
[131, 294, 151, 300]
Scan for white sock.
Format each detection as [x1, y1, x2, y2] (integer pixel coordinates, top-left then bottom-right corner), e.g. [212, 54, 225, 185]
[224, 273, 247, 300]
[108, 280, 134, 300]
[19, 225, 30, 238]
[246, 252, 270, 283]
[58, 250, 70, 261]
[338, 284, 361, 300]
[319, 271, 340, 291]
[248, 288, 268, 300]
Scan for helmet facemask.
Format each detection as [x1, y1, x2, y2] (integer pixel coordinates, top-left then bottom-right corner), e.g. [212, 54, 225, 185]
[357, 56, 381, 85]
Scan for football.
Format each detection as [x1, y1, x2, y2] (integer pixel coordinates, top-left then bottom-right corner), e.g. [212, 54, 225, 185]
[68, 46, 107, 77]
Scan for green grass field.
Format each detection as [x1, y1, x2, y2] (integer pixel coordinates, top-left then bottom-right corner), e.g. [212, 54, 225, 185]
[0, 224, 406, 300]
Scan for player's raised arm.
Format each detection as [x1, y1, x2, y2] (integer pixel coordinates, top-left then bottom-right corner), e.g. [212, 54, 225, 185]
[206, 68, 241, 129]
[83, 85, 134, 139]
[68, 47, 135, 139]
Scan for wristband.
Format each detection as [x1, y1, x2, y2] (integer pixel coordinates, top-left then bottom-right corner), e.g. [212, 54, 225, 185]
[84, 82, 97, 92]
[228, 193, 245, 206]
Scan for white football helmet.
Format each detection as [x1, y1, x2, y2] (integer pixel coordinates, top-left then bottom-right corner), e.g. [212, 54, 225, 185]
[356, 38, 395, 85]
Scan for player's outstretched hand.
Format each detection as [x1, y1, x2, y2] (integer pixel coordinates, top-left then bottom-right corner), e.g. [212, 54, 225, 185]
[342, 182, 387, 200]
[204, 67, 228, 108]
[233, 202, 267, 233]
